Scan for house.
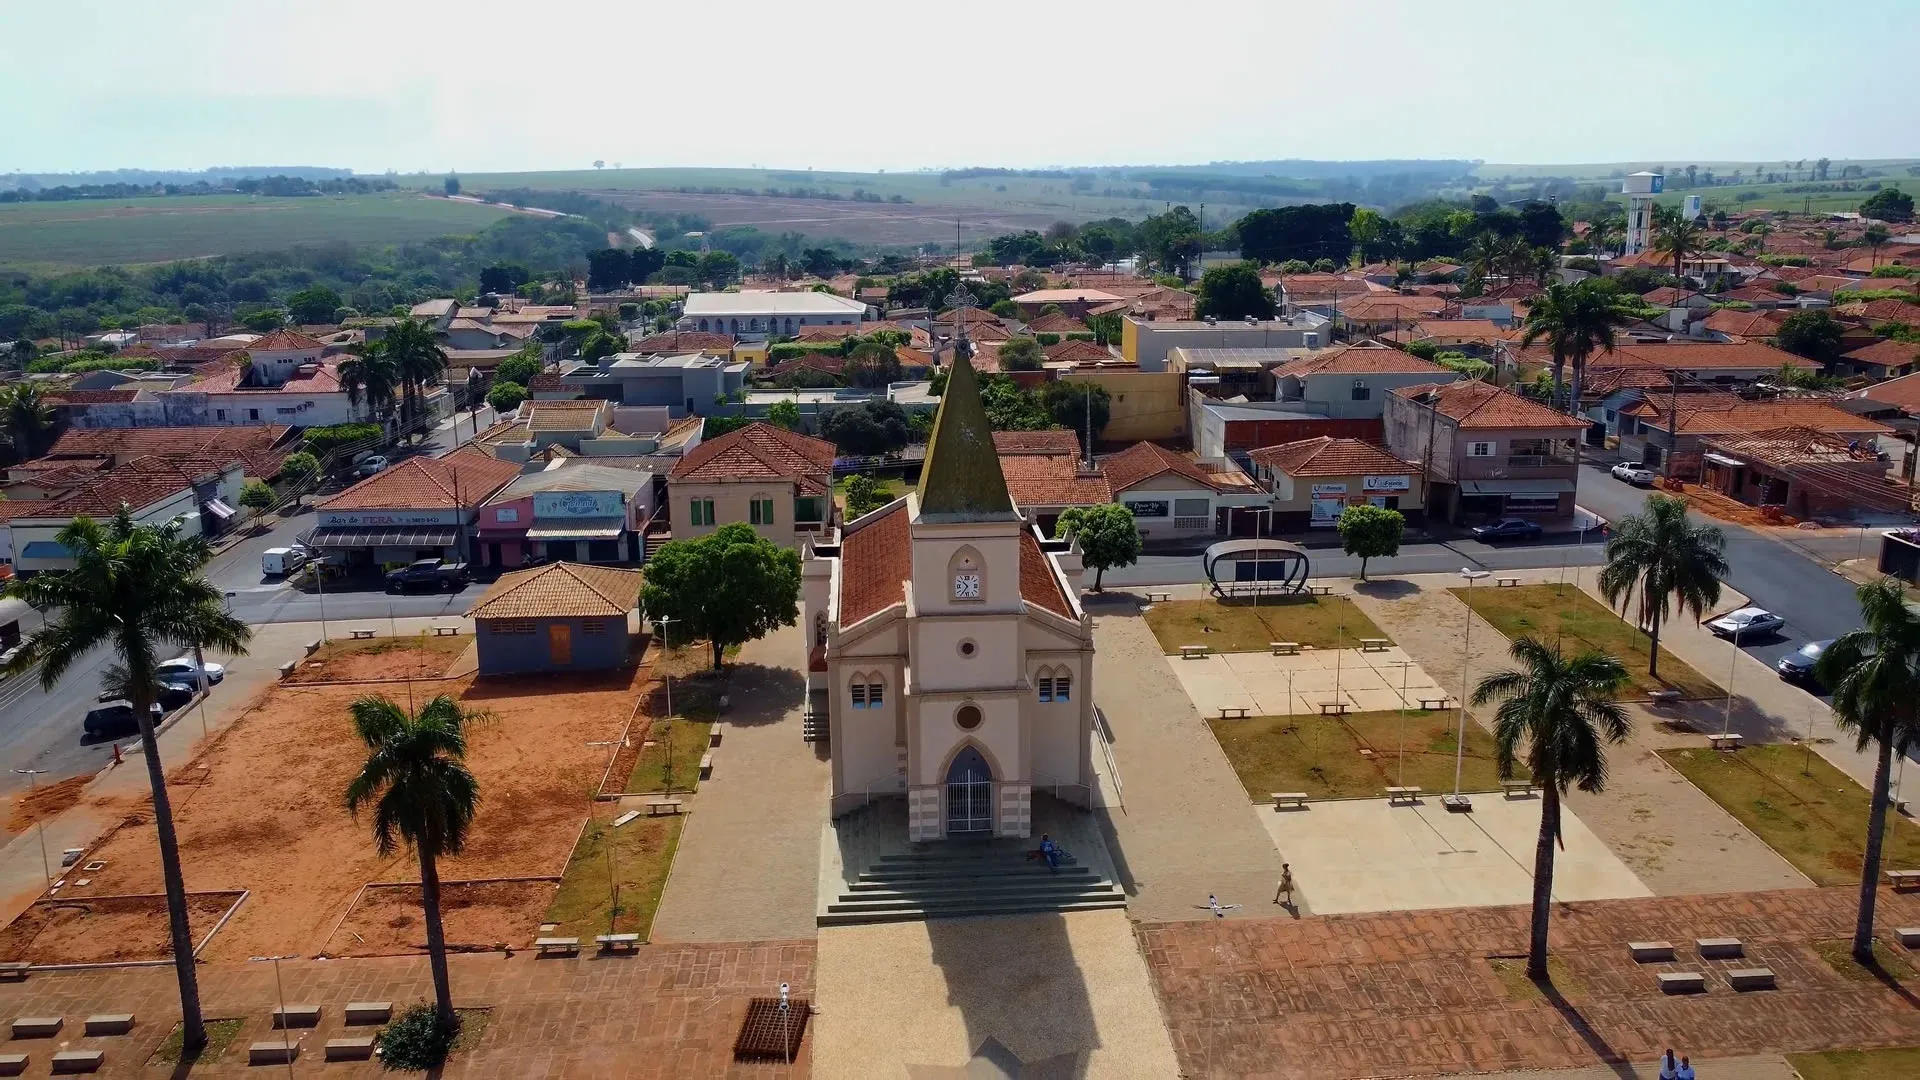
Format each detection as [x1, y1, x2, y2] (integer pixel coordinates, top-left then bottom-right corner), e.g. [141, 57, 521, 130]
[679, 292, 870, 338]
[1835, 338, 1920, 381]
[1247, 437, 1425, 530]
[1701, 307, 1789, 340]
[1384, 320, 1517, 354]
[1848, 369, 1920, 418]
[629, 330, 736, 355]
[667, 422, 836, 547]
[1336, 293, 1449, 335]
[23, 426, 292, 482]
[475, 461, 658, 570]
[1007, 289, 1124, 319]
[1274, 274, 1374, 317]
[1834, 298, 1920, 325]
[1184, 345, 1458, 457]
[993, 430, 1111, 537]
[1265, 344, 1459, 419]
[6, 459, 246, 575]
[1384, 381, 1585, 524]
[1120, 313, 1329, 371]
[440, 318, 537, 352]
[1100, 441, 1265, 541]
[308, 448, 523, 569]
[1695, 427, 1909, 520]
[1593, 341, 1819, 386]
[1025, 312, 1089, 335]
[554, 353, 750, 415]
[467, 562, 643, 676]
[800, 353, 1094, 841]
[1614, 396, 1890, 478]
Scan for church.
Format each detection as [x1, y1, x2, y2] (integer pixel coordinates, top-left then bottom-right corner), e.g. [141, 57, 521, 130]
[802, 356, 1096, 842]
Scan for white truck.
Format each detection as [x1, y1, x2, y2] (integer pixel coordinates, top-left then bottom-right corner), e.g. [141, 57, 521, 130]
[262, 547, 309, 577]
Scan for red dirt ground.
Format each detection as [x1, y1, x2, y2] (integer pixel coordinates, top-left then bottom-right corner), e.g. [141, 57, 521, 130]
[0, 893, 240, 964]
[4, 773, 94, 834]
[283, 635, 471, 683]
[323, 880, 559, 957]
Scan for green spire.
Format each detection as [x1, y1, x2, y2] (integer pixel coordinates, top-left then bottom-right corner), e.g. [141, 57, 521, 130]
[915, 353, 1013, 519]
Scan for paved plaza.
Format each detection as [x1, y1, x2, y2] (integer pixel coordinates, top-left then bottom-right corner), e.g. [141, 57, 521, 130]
[1171, 644, 1451, 717]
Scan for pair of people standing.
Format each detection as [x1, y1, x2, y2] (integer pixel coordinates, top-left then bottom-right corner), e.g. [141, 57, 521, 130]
[1659, 1049, 1695, 1080]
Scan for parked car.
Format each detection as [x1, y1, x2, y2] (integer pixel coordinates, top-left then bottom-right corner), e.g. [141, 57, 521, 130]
[98, 682, 198, 710]
[83, 699, 164, 737]
[1610, 462, 1656, 487]
[385, 557, 471, 593]
[1776, 640, 1833, 687]
[1707, 607, 1785, 639]
[1471, 518, 1545, 542]
[261, 546, 309, 577]
[155, 656, 225, 685]
[356, 455, 390, 477]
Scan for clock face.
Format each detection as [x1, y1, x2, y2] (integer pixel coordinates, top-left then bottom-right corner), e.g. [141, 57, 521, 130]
[954, 572, 981, 599]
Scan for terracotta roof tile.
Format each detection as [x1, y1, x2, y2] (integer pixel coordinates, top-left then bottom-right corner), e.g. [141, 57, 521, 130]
[1339, 294, 1449, 320]
[467, 561, 642, 620]
[1019, 529, 1074, 620]
[1249, 437, 1420, 478]
[837, 501, 910, 625]
[1702, 308, 1789, 338]
[1025, 312, 1089, 334]
[668, 422, 834, 496]
[1843, 338, 1920, 369]
[245, 329, 327, 352]
[1836, 298, 1920, 323]
[631, 331, 733, 353]
[993, 430, 1082, 455]
[1043, 339, 1116, 365]
[1602, 341, 1816, 370]
[1272, 343, 1450, 377]
[1102, 441, 1231, 493]
[1619, 397, 1891, 436]
[319, 449, 521, 511]
[1391, 381, 1583, 431]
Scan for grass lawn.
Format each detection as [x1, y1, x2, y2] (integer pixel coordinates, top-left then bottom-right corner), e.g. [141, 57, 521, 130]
[1450, 584, 1720, 699]
[544, 814, 683, 939]
[1206, 710, 1523, 801]
[626, 718, 712, 793]
[148, 1018, 245, 1067]
[1789, 1048, 1920, 1080]
[1658, 743, 1920, 886]
[1144, 596, 1389, 654]
[833, 475, 907, 514]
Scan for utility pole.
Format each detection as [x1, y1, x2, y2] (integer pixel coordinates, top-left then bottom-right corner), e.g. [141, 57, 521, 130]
[1663, 370, 1682, 478]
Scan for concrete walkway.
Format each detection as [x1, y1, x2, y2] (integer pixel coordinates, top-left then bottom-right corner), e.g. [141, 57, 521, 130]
[1087, 600, 1288, 921]
[650, 623, 830, 942]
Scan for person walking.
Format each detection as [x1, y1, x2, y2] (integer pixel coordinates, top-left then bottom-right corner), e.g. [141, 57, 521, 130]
[1658, 1049, 1679, 1080]
[1273, 863, 1295, 906]
[1676, 1056, 1694, 1080]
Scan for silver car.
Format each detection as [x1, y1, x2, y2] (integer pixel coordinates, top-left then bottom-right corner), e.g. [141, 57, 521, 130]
[1610, 462, 1655, 487]
[1706, 607, 1785, 639]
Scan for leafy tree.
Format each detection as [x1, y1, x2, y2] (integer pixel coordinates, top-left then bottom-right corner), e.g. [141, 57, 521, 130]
[843, 474, 889, 518]
[1237, 203, 1355, 265]
[1348, 207, 1390, 264]
[1472, 637, 1630, 978]
[629, 247, 666, 283]
[487, 381, 527, 412]
[927, 369, 948, 397]
[1138, 205, 1203, 278]
[1863, 223, 1893, 269]
[587, 248, 630, 292]
[766, 399, 801, 431]
[1815, 578, 1920, 963]
[821, 400, 911, 455]
[1517, 201, 1566, 249]
[801, 248, 842, 278]
[241, 308, 285, 332]
[697, 250, 741, 286]
[493, 351, 542, 388]
[5, 510, 252, 1053]
[385, 318, 450, 434]
[1010, 269, 1048, 292]
[1335, 504, 1404, 579]
[1519, 280, 1636, 413]
[1775, 309, 1846, 363]
[1195, 262, 1276, 320]
[238, 478, 275, 518]
[1039, 381, 1108, 450]
[443, 175, 460, 196]
[279, 450, 320, 485]
[640, 522, 801, 668]
[286, 285, 343, 325]
[345, 694, 483, 1029]
[0, 383, 58, 460]
[1861, 187, 1915, 224]
[979, 374, 1050, 430]
[1597, 494, 1727, 679]
[1054, 503, 1141, 591]
[844, 341, 902, 388]
[1084, 311, 1122, 346]
[479, 264, 529, 294]
[999, 336, 1045, 371]
[988, 299, 1019, 318]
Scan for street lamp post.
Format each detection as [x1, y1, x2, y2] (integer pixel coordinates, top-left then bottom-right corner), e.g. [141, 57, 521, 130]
[1448, 569, 1492, 810]
[251, 954, 301, 1078]
[587, 740, 623, 934]
[11, 769, 51, 886]
[1722, 622, 1745, 737]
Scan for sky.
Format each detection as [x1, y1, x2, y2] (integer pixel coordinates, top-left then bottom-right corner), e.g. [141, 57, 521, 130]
[4, 0, 1917, 177]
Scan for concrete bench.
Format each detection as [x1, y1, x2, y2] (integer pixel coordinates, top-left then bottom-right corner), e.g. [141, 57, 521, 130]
[343, 1002, 392, 1026]
[1358, 638, 1389, 652]
[433, 625, 460, 636]
[1318, 701, 1350, 716]
[1218, 707, 1250, 720]
[271, 1005, 321, 1029]
[1629, 941, 1676, 963]
[1496, 577, 1521, 588]
[1727, 967, 1776, 991]
[644, 799, 683, 816]
[349, 628, 376, 640]
[1386, 786, 1422, 805]
[1307, 585, 1333, 596]
[1270, 641, 1299, 656]
[1649, 689, 1682, 705]
[1706, 732, 1743, 751]
[1270, 792, 1309, 810]
[248, 1041, 297, 1066]
[11, 1018, 61, 1038]
[698, 752, 714, 780]
[0, 1054, 25, 1077]
[1897, 927, 1920, 948]
[596, 933, 641, 952]
[1696, 937, 1744, 959]
[1418, 698, 1451, 710]
[0, 962, 28, 981]
[1657, 971, 1707, 994]
[1501, 780, 1539, 798]
[1887, 869, 1920, 888]
[304, 639, 322, 655]
[535, 936, 579, 956]
[326, 1036, 377, 1062]
[708, 728, 722, 748]
[1179, 645, 1209, 659]
[1144, 591, 1171, 603]
[49, 1051, 102, 1074]
[82, 1015, 133, 1036]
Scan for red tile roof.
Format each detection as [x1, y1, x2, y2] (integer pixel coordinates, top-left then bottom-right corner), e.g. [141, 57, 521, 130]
[42, 389, 137, 404]
[1025, 312, 1089, 334]
[1249, 437, 1419, 478]
[1618, 397, 1891, 437]
[668, 422, 834, 496]
[1340, 294, 1449, 321]
[1018, 529, 1074, 620]
[1102, 441, 1233, 493]
[39, 426, 292, 477]
[1836, 298, 1920, 324]
[994, 430, 1082, 455]
[319, 448, 521, 511]
[1601, 341, 1816, 371]
[467, 562, 643, 620]
[1841, 339, 1920, 369]
[1391, 381, 1583, 431]
[245, 329, 328, 352]
[1044, 340, 1117, 365]
[1701, 308, 1789, 338]
[1272, 343, 1450, 377]
[1852, 370, 1920, 412]
[632, 331, 734, 353]
[837, 501, 911, 624]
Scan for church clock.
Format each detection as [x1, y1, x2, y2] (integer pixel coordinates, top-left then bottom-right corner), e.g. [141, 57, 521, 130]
[953, 572, 981, 599]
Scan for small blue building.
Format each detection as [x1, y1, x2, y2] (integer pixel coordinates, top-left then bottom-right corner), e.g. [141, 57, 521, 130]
[466, 561, 644, 676]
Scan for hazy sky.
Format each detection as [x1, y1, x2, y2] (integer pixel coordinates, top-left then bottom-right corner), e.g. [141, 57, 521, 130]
[5, 0, 1916, 176]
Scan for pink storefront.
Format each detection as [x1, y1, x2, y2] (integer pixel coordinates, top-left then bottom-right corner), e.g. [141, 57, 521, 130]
[474, 495, 533, 570]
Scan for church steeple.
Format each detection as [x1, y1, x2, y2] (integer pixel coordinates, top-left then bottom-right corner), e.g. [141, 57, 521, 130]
[914, 353, 1014, 520]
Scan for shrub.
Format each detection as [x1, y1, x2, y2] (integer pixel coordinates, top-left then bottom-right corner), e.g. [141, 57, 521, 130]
[487, 381, 528, 412]
[238, 479, 276, 513]
[1064, 332, 1096, 342]
[1034, 333, 1060, 346]
[377, 1004, 459, 1071]
[303, 422, 384, 457]
[493, 353, 541, 387]
[767, 341, 841, 363]
[279, 451, 320, 483]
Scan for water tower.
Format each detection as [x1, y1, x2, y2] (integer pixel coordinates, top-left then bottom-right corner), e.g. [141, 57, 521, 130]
[1622, 171, 1663, 254]
[1683, 194, 1703, 221]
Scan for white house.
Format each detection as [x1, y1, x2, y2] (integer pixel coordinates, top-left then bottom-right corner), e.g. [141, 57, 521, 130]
[679, 291, 870, 339]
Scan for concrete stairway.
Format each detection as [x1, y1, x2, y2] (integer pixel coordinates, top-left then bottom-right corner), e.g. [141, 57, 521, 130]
[819, 840, 1126, 926]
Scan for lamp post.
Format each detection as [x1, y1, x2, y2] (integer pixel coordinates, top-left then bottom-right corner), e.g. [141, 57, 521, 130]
[1722, 621, 1745, 737]
[1448, 569, 1492, 810]
[11, 769, 51, 887]
[251, 954, 300, 1078]
[653, 614, 676, 790]
[587, 740, 623, 934]
[1387, 661, 1413, 787]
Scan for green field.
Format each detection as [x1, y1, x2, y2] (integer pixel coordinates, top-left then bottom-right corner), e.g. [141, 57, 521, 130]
[0, 191, 518, 269]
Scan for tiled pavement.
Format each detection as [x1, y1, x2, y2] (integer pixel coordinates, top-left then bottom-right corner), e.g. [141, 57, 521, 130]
[0, 941, 813, 1077]
[1139, 886, 1920, 1080]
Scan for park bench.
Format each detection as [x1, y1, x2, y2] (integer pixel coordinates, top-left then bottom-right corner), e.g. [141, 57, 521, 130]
[1696, 937, 1743, 959]
[1496, 576, 1520, 588]
[1896, 798, 1911, 816]
[277, 660, 297, 679]
[1179, 645, 1209, 659]
[1629, 941, 1676, 963]
[1270, 792, 1309, 810]
[10, 1018, 60, 1039]
[433, 625, 460, 636]
[1318, 701, 1350, 716]
[343, 1002, 391, 1026]
[49, 1050, 103, 1074]
[1706, 733, 1743, 751]
[1307, 584, 1333, 596]
[247, 1041, 297, 1066]
[534, 937, 579, 956]
[0, 1054, 25, 1077]
[1218, 707, 1250, 720]
[1657, 971, 1706, 994]
[1886, 869, 1920, 889]
[271, 1005, 320, 1029]
[1145, 591, 1171, 603]
[1648, 689, 1682, 706]
[1897, 927, 1920, 948]
[644, 799, 683, 816]
[349, 628, 376, 640]
[0, 962, 28, 981]
[709, 728, 722, 748]
[304, 639, 322, 655]
[326, 1037, 377, 1062]
[1418, 697, 1451, 710]
[1270, 641, 1299, 656]
[699, 752, 715, 781]
[1501, 780, 1539, 798]
[596, 933, 641, 953]
[82, 1015, 133, 1036]
[1727, 967, 1776, 991]
[1386, 786, 1422, 805]
[1358, 638, 1389, 652]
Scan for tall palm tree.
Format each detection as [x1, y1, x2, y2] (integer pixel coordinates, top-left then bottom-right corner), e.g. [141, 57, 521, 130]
[1652, 204, 1704, 282]
[1519, 279, 1637, 414]
[0, 383, 58, 461]
[1473, 636, 1631, 979]
[4, 510, 251, 1053]
[1597, 494, 1728, 679]
[1816, 578, 1920, 964]
[384, 319, 449, 438]
[1464, 231, 1506, 284]
[344, 694, 483, 1027]
[339, 339, 402, 425]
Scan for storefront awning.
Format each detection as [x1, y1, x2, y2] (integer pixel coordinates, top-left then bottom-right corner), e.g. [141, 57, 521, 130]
[1703, 452, 1746, 468]
[1461, 478, 1576, 495]
[203, 498, 236, 520]
[307, 525, 460, 549]
[525, 517, 626, 540]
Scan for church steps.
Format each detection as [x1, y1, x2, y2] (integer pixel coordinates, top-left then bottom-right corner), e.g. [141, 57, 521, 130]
[855, 864, 1101, 885]
[839, 879, 1116, 904]
[818, 897, 1126, 926]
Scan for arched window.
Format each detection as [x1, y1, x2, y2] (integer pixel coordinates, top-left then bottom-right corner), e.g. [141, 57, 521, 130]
[947, 546, 984, 602]
[850, 671, 884, 709]
[730, 318, 740, 333]
[1036, 666, 1074, 703]
[784, 317, 794, 334]
[813, 611, 827, 648]
[698, 319, 709, 332]
[749, 318, 761, 332]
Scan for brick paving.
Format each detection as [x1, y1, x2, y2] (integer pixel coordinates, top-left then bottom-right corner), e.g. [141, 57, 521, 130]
[0, 941, 812, 1077]
[1140, 887, 1920, 1080]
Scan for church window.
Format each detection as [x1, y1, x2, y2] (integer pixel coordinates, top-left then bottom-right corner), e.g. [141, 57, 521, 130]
[867, 679, 884, 707]
[1054, 674, 1070, 701]
[955, 704, 982, 730]
[958, 639, 977, 658]
[850, 683, 866, 708]
[1037, 676, 1053, 702]
[851, 673, 884, 709]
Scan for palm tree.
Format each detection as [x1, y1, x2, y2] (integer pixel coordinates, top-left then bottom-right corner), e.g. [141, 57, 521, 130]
[0, 383, 58, 460]
[344, 694, 483, 1027]
[384, 319, 449, 439]
[1597, 494, 1728, 679]
[1815, 578, 1920, 964]
[1652, 204, 1704, 282]
[4, 510, 251, 1053]
[1473, 636, 1631, 978]
[1519, 279, 1637, 414]
[339, 339, 402, 425]
[1863, 224, 1892, 269]
[1464, 231, 1506, 284]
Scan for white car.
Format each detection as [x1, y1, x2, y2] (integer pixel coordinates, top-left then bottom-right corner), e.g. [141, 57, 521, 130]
[357, 455, 390, 477]
[1706, 607, 1785, 639]
[155, 656, 225, 685]
[1610, 462, 1656, 487]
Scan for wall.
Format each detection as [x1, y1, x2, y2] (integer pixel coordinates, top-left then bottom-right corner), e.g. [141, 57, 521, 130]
[10, 488, 199, 573]
[1297, 370, 1456, 420]
[1383, 392, 1461, 481]
[671, 479, 803, 548]
[1124, 319, 1317, 371]
[1265, 469, 1424, 525]
[1115, 473, 1224, 541]
[476, 615, 631, 675]
[1058, 370, 1185, 443]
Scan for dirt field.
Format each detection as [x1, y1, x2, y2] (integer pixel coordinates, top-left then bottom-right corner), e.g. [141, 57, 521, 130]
[61, 663, 644, 961]
[0, 893, 240, 964]
[5, 773, 94, 834]
[283, 635, 472, 683]
[323, 880, 559, 957]
[586, 189, 1066, 247]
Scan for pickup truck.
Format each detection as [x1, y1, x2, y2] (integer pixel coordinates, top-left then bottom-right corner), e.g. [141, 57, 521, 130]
[385, 558, 470, 593]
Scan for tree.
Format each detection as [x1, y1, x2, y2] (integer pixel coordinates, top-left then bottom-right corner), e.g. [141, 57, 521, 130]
[800, 248, 841, 279]
[487, 381, 527, 412]
[1472, 636, 1630, 978]
[1519, 280, 1636, 414]
[1863, 223, 1892, 268]
[1039, 381, 1109, 451]
[0, 383, 58, 460]
[979, 374, 1051, 430]
[1054, 504, 1141, 591]
[1085, 311, 1122, 346]
[697, 250, 741, 286]
[1518, 201, 1566, 250]
[1597, 494, 1727, 679]
[385, 318, 449, 434]
[843, 474, 889, 518]
[1815, 578, 1920, 964]
[344, 694, 482, 1030]
[493, 351, 542, 388]
[340, 339, 402, 423]
[5, 510, 251, 1053]
[478, 264, 529, 294]
[640, 522, 801, 668]
[1348, 208, 1390, 264]
[1138, 205, 1203, 278]
[286, 285, 343, 326]
[766, 399, 801, 431]
[1195, 262, 1276, 320]
[1236, 203, 1355, 266]
[999, 336, 1045, 371]
[1010, 269, 1048, 292]
[279, 450, 320, 486]
[1861, 187, 1915, 224]
[1775, 309, 1847, 363]
[1652, 204, 1704, 281]
[629, 247, 666, 283]
[1335, 504, 1403, 580]
[238, 478, 275, 519]
[587, 248, 630, 292]
[844, 342, 902, 388]
[821, 400, 910, 455]
[241, 308, 285, 332]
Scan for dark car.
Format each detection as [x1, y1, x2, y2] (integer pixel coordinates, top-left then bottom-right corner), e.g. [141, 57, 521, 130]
[1472, 518, 1545, 542]
[1776, 640, 1832, 687]
[83, 699, 164, 737]
[385, 558, 470, 593]
[99, 682, 197, 710]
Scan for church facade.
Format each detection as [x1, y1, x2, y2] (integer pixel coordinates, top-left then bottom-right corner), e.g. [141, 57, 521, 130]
[802, 356, 1095, 841]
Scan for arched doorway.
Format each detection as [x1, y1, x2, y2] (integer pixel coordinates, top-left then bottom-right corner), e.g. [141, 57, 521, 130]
[944, 745, 993, 835]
